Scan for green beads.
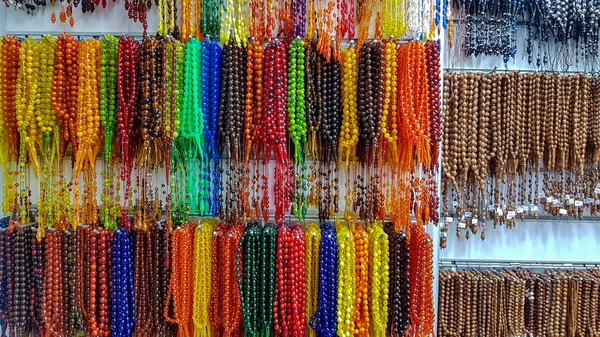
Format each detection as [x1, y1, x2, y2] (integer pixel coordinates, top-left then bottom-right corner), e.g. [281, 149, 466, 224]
[288, 38, 307, 162]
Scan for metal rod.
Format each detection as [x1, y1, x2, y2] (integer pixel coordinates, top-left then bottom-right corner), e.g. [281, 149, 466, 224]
[443, 67, 591, 74]
[439, 257, 600, 266]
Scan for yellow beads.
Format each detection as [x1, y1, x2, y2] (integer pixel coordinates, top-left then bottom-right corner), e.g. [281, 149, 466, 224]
[369, 222, 389, 337]
[337, 223, 356, 337]
[16, 38, 40, 142]
[339, 47, 359, 166]
[37, 36, 57, 136]
[304, 222, 321, 337]
[381, 40, 398, 163]
[193, 219, 215, 337]
[382, 0, 406, 38]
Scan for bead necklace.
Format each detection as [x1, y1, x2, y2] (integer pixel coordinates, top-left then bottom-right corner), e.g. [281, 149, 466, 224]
[351, 224, 369, 337]
[100, 35, 119, 230]
[242, 40, 263, 221]
[51, 34, 77, 160]
[209, 223, 226, 335]
[116, 36, 139, 226]
[14, 38, 40, 224]
[336, 223, 356, 337]
[64, 230, 81, 336]
[31, 228, 44, 333]
[111, 228, 135, 337]
[36, 35, 58, 238]
[74, 39, 102, 228]
[384, 223, 410, 337]
[288, 38, 308, 219]
[409, 225, 435, 337]
[222, 224, 244, 337]
[425, 40, 441, 168]
[380, 40, 398, 164]
[304, 40, 321, 160]
[357, 41, 383, 164]
[339, 46, 359, 168]
[356, 0, 374, 47]
[43, 230, 64, 336]
[125, 0, 152, 34]
[260, 223, 278, 337]
[291, 0, 306, 37]
[163, 37, 178, 226]
[238, 223, 261, 337]
[368, 222, 389, 337]
[1, 228, 15, 333]
[12, 227, 35, 335]
[150, 226, 173, 335]
[310, 222, 338, 337]
[134, 229, 152, 335]
[1, 36, 20, 180]
[202, 0, 221, 38]
[259, 41, 290, 223]
[165, 223, 195, 337]
[207, 40, 223, 217]
[304, 222, 321, 337]
[219, 40, 246, 222]
[193, 219, 215, 337]
[274, 224, 306, 337]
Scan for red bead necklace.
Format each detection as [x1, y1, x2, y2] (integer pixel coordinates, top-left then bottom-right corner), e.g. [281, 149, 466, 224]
[116, 36, 139, 224]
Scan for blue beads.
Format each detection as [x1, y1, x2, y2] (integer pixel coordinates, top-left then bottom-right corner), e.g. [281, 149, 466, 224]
[111, 229, 135, 337]
[310, 222, 338, 337]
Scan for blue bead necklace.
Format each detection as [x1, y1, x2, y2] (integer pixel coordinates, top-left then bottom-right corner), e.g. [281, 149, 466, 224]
[310, 222, 338, 337]
[111, 228, 135, 337]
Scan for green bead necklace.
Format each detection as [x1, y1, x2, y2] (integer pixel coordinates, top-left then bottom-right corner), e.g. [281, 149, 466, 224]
[288, 38, 308, 219]
[100, 34, 119, 229]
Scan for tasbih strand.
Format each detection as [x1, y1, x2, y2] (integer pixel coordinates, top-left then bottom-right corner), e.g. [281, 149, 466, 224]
[162, 38, 178, 227]
[222, 224, 244, 337]
[181, 38, 204, 216]
[134, 229, 153, 336]
[111, 228, 135, 337]
[339, 46, 359, 168]
[243, 40, 263, 221]
[260, 223, 278, 337]
[150, 226, 172, 336]
[310, 222, 338, 337]
[116, 36, 139, 228]
[193, 219, 215, 337]
[0, 38, 20, 219]
[380, 40, 399, 165]
[15, 38, 40, 224]
[42, 230, 64, 336]
[319, 54, 342, 221]
[165, 223, 195, 337]
[100, 35, 119, 230]
[425, 40, 441, 167]
[12, 226, 35, 335]
[209, 223, 226, 335]
[74, 39, 102, 228]
[304, 222, 321, 337]
[409, 225, 435, 337]
[170, 40, 187, 224]
[135, 37, 164, 231]
[219, 41, 246, 222]
[35, 36, 58, 239]
[336, 223, 356, 337]
[288, 38, 308, 218]
[239, 223, 261, 337]
[63, 231, 80, 336]
[385, 223, 410, 337]
[351, 224, 369, 337]
[369, 222, 389, 337]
